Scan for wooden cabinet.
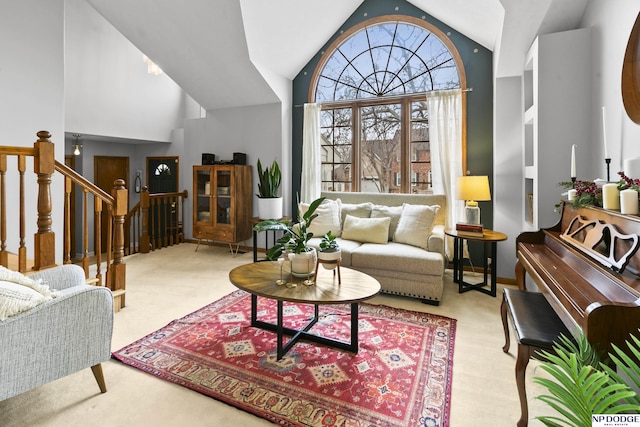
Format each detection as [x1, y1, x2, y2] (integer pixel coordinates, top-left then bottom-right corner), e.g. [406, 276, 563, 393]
[193, 165, 252, 245]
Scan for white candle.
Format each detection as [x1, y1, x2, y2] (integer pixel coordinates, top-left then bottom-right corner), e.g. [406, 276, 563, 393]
[620, 189, 639, 215]
[602, 106, 609, 159]
[567, 189, 577, 201]
[570, 144, 576, 178]
[624, 158, 640, 179]
[602, 183, 620, 210]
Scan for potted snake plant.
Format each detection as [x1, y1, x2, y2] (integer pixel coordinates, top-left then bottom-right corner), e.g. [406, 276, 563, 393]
[256, 158, 282, 219]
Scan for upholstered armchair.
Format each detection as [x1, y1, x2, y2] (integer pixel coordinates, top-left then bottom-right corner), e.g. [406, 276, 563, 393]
[0, 264, 113, 401]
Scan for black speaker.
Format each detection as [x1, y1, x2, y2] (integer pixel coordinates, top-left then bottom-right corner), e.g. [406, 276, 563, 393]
[232, 152, 247, 165]
[202, 153, 215, 165]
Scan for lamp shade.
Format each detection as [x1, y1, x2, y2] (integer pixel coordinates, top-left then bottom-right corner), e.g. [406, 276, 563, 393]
[456, 176, 491, 201]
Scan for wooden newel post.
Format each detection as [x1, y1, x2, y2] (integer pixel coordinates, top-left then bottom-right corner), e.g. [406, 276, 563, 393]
[108, 178, 127, 306]
[140, 186, 150, 253]
[33, 131, 56, 270]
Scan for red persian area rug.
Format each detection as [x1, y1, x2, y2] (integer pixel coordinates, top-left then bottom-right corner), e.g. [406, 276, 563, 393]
[112, 290, 456, 427]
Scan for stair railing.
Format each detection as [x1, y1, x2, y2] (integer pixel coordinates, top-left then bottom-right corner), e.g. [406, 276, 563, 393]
[0, 131, 127, 307]
[124, 187, 188, 255]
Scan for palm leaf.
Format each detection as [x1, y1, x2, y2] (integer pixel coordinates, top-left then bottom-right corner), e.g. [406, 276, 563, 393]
[534, 332, 640, 427]
[601, 335, 640, 406]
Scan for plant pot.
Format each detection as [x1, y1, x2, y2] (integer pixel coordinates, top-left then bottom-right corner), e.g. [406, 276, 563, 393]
[318, 249, 341, 269]
[257, 197, 283, 220]
[289, 248, 317, 277]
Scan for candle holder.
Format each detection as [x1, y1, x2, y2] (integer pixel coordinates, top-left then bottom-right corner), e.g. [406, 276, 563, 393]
[303, 255, 315, 286]
[605, 158, 611, 182]
[571, 176, 576, 188]
[286, 253, 297, 288]
[276, 257, 286, 286]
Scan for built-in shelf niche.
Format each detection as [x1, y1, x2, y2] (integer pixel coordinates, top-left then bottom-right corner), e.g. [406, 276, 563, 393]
[520, 28, 591, 231]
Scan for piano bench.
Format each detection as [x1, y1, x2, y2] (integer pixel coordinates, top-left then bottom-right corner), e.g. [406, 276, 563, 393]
[500, 288, 573, 427]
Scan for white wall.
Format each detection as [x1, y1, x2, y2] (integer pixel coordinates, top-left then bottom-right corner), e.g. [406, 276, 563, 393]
[183, 103, 282, 240]
[249, 64, 294, 214]
[582, 0, 640, 179]
[493, 76, 523, 279]
[0, 0, 65, 261]
[64, 0, 199, 142]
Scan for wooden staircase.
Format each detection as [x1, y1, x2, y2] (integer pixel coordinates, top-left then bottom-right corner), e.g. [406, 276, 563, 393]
[0, 131, 128, 310]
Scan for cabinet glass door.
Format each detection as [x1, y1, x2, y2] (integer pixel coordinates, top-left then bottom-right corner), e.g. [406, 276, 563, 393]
[215, 169, 232, 225]
[196, 169, 212, 224]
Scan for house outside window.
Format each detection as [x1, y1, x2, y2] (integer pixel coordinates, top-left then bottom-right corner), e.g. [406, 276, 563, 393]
[312, 17, 464, 194]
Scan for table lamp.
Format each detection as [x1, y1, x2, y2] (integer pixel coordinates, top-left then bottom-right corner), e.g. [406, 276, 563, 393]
[456, 175, 491, 225]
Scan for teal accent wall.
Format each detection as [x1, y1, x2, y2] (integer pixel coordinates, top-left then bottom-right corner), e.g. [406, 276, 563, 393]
[292, 0, 493, 231]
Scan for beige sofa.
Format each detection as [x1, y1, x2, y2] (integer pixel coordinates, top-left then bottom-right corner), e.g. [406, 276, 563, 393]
[306, 192, 447, 305]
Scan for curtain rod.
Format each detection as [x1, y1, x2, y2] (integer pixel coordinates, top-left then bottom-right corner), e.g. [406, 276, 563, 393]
[294, 87, 472, 108]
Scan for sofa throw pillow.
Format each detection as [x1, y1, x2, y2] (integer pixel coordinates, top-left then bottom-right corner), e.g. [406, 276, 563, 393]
[337, 200, 373, 227]
[299, 198, 342, 238]
[370, 204, 403, 241]
[0, 281, 49, 321]
[0, 266, 55, 296]
[393, 204, 440, 250]
[342, 214, 390, 244]
[0, 267, 57, 321]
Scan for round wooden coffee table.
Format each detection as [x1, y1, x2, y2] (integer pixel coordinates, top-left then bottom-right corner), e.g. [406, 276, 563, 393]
[229, 261, 381, 360]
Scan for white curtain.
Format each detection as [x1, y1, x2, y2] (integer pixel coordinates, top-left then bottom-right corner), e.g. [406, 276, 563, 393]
[427, 89, 463, 259]
[301, 103, 321, 203]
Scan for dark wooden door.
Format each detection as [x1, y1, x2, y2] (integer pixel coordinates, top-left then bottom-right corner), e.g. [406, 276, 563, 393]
[147, 157, 179, 244]
[95, 156, 129, 253]
[147, 157, 179, 194]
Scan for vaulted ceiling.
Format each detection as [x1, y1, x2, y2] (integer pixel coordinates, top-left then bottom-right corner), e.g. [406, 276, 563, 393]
[87, 0, 588, 111]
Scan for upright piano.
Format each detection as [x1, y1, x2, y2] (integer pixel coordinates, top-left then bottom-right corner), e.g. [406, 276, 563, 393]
[516, 201, 640, 357]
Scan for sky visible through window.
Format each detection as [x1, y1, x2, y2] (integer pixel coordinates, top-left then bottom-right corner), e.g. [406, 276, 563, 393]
[316, 21, 460, 102]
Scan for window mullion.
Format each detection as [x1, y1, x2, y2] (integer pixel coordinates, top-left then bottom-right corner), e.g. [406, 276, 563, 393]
[353, 106, 361, 192]
[401, 99, 411, 193]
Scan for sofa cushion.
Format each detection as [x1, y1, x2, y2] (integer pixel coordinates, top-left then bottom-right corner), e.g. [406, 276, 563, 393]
[338, 200, 373, 226]
[299, 198, 342, 238]
[393, 203, 440, 250]
[370, 204, 402, 241]
[351, 242, 444, 276]
[342, 215, 390, 244]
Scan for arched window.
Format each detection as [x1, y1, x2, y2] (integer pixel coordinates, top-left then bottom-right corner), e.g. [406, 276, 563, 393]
[154, 163, 171, 176]
[311, 17, 465, 193]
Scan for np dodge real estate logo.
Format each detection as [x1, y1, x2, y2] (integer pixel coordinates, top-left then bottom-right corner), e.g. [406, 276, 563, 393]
[592, 414, 640, 427]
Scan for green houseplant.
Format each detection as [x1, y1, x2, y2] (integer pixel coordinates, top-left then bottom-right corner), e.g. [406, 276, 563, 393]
[319, 230, 339, 253]
[318, 230, 341, 266]
[256, 159, 282, 219]
[533, 331, 640, 426]
[256, 159, 281, 198]
[253, 197, 325, 276]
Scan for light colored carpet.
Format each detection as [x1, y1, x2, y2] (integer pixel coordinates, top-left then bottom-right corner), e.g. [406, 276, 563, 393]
[0, 243, 554, 426]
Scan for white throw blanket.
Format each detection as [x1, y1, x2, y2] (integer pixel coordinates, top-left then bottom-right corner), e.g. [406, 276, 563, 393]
[0, 266, 57, 321]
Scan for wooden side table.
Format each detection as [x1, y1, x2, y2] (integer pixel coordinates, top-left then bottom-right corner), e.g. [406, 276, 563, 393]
[445, 229, 508, 297]
[251, 216, 291, 262]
